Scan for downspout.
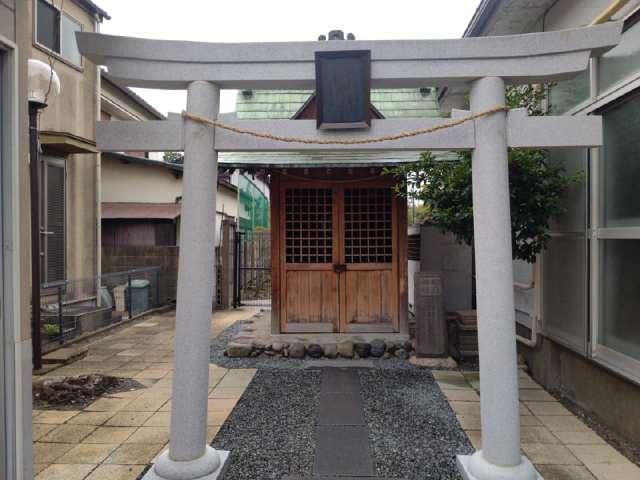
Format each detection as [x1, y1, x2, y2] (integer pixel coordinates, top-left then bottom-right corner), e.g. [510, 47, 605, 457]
[94, 15, 102, 304]
[590, 0, 633, 25]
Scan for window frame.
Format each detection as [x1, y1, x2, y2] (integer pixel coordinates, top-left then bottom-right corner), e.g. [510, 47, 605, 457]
[538, 9, 640, 385]
[589, 89, 640, 385]
[33, 0, 84, 70]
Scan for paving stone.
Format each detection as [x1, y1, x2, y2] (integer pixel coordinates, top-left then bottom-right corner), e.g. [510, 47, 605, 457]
[84, 397, 132, 412]
[565, 444, 629, 465]
[456, 415, 481, 430]
[84, 464, 145, 480]
[83, 426, 137, 444]
[124, 426, 170, 444]
[586, 462, 640, 480]
[320, 368, 360, 394]
[465, 430, 482, 449]
[57, 443, 118, 464]
[104, 443, 164, 464]
[33, 410, 80, 424]
[33, 442, 75, 464]
[519, 389, 557, 402]
[317, 392, 365, 426]
[65, 412, 115, 426]
[33, 464, 49, 475]
[538, 415, 591, 433]
[208, 387, 246, 399]
[535, 465, 597, 480]
[450, 401, 481, 416]
[208, 410, 231, 426]
[105, 411, 154, 427]
[35, 463, 95, 480]
[314, 425, 374, 477]
[142, 412, 171, 427]
[525, 401, 572, 416]
[552, 430, 606, 445]
[207, 398, 238, 412]
[520, 426, 560, 444]
[40, 424, 97, 443]
[120, 395, 168, 412]
[522, 443, 582, 465]
[440, 388, 480, 402]
[32, 423, 57, 441]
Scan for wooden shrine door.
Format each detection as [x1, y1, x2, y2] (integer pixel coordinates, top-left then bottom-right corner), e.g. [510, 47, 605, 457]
[278, 176, 399, 333]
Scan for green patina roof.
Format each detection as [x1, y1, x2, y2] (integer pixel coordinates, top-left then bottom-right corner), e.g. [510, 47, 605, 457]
[235, 88, 442, 119]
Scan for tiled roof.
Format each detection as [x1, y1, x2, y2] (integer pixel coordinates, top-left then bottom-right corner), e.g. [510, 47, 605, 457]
[229, 87, 446, 168]
[235, 88, 442, 120]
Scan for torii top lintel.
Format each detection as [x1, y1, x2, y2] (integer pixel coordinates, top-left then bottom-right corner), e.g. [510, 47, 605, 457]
[76, 22, 622, 90]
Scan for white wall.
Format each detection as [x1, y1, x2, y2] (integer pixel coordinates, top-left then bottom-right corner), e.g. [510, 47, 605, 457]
[101, 157, 183, 204]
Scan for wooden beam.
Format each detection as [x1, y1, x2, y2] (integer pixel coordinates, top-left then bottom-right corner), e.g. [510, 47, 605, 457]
[76, 22, 622, 89]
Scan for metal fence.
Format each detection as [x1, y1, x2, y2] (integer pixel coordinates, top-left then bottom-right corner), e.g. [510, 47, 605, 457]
[40, 266, 163, 353]
[233, 230, 271, 307]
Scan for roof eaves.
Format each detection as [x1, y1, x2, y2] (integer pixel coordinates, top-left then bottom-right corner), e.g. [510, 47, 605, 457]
[463, 0, 502, 37]
[73, 0, 111, 21]
[101, 72, 165, 120]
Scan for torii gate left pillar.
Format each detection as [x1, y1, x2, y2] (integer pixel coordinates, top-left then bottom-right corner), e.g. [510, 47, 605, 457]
[147, 81, 228, 480]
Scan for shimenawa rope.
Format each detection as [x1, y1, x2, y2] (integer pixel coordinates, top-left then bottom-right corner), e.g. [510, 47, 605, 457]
[181, 106, 509, 146]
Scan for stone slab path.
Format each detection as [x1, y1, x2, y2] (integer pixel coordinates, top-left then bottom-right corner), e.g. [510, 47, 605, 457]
[434, 370, 640, 480]
[284, 368, 402, 480]
[32, 307, 258, 480]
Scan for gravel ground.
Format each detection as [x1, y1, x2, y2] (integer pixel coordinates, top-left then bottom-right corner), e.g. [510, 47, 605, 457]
[211, 369, 320, 480]
[359, 368, 473, 480]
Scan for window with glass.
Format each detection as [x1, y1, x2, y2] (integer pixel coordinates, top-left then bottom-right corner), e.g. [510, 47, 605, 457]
[592, 90, 640, 381]
[600, 92, 640, 227]
[598, 18, 640, 96]
[35, 0, 83, 66]
[541, 148, 589, 354]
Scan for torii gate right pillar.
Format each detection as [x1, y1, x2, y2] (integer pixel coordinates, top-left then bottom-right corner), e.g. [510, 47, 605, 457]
[457, 76, 540, 480]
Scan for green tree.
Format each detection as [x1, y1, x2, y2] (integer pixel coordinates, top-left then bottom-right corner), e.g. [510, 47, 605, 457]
[388, 84, 579, 263]
[163, 151, 182, 163]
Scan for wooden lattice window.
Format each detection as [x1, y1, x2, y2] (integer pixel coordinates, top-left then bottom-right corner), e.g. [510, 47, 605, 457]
[345, 188, 392, 263]
[285, 188, 333, 263]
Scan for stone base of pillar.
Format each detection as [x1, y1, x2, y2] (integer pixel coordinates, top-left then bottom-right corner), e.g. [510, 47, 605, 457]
[457, 451, 542, 480]
[142, 447, 229, 480]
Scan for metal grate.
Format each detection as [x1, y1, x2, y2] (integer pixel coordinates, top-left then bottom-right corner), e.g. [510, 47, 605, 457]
[345, 188, 392, 263]
[285, 188, 333, 264]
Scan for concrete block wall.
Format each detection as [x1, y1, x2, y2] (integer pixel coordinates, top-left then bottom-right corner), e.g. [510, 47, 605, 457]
[102, 246, 179, 305]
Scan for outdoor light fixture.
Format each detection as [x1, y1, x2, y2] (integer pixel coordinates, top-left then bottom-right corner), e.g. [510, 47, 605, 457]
[27, 58, 61, 371]
[28, 58, 61, 106]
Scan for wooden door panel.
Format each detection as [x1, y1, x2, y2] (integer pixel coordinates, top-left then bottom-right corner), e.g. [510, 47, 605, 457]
[342, 186, 398, 332]
[344, 270, 395, 332]
[284, 270, 338, 331]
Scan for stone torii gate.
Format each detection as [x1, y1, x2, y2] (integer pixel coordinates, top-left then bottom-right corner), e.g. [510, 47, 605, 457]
[77, 22, 621, 480]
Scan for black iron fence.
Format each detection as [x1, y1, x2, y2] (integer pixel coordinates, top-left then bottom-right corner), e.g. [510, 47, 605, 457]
[233, 230, 271, 307]
[40, 266, 163, 353]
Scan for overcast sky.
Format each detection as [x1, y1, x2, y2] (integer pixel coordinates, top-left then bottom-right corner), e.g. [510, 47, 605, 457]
[99, 0, 480, 114]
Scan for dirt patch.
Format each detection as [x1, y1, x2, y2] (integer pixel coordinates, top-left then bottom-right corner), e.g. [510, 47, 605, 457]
[33, 374, 145, 410]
